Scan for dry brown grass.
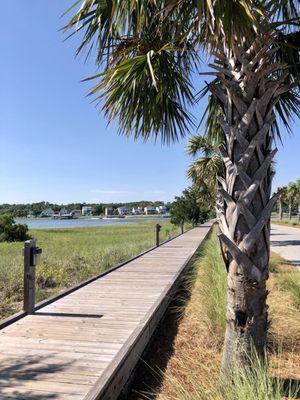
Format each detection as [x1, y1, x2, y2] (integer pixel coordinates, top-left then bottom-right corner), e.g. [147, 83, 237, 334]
[130, 231, 300, 400]
[268, 263, 300, 381]
[155, 244, 224, 399]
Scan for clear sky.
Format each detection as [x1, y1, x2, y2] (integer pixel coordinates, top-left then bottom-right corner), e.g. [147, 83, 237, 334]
[0, 1, 299, 205]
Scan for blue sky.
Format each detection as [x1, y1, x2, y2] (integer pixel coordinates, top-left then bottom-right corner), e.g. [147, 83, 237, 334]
[0, 1, 299, 205]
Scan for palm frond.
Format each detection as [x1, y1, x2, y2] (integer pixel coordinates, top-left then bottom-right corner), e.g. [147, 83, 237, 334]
[274, 90, 300, 133]
[273, 0, 300, 22]
[64, 0, 300, 144]
[272, 31, 300, 135]
[196, 86, 224, 145]
[186, 134, 218, 157]
[187, 155, 221, 183]
[90, 46, 195, 143]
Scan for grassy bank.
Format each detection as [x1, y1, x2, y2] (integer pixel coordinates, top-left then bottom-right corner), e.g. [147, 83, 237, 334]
[130, 227, 300, 399]
[0, 220, 179, 320]
[272, 219, 300, 228]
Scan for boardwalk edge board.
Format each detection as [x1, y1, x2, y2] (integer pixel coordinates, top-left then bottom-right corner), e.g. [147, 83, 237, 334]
[0, 227, 193, 330]
[84, 224, 213, 400]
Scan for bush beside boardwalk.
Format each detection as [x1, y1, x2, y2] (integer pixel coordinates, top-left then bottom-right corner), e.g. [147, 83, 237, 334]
[0, 220, 180, 320]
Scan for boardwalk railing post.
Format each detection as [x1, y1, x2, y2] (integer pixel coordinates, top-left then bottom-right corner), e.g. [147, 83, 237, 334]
[23, 240, 42, 314]
[180, 219, 184, 234]
[156, 224, 161, 247]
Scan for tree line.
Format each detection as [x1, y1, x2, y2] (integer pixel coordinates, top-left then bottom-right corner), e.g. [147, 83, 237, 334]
[0, 201, 168, 218]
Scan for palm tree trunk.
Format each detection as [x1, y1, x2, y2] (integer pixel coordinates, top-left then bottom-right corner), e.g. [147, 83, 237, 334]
[279, 199, 283, 220]
[208, 33, 285, 369]
[298, 203, 300, 223]
[289, 201, 292, 220]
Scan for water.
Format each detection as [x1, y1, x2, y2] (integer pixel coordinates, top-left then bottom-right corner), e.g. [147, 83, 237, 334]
[15, 217, 168, 230]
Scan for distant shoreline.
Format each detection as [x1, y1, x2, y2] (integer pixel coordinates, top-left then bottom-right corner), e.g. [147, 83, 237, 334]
[15, 216, 169, 230]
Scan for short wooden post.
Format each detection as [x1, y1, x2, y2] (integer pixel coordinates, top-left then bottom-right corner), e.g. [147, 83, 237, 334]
[180, 219, 184, 234]
[23, 240, 36, 314]
[156, 224, 161, 247]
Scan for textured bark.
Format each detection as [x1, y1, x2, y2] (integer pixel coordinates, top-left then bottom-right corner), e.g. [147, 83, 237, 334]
[289, 201, 292, 220]
[207, 33, 288, 369]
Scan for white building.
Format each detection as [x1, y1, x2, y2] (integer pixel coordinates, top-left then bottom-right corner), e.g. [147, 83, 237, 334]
[59, 208, 69, 216]
[71, 210, 81, 218]
[105, 207, 114, 216]
[82, 206, 94, 216]
[40, 208, 55, 217]
[144, 206, 157, 215]
[117, 207, 130, 216]
[156, 205, 167, 214]
[132, 206, 144, 215]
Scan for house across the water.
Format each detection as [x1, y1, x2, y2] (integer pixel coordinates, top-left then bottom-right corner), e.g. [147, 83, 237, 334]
[105, 207, 114, 216]
[132, 206, 144, 215]
[144, 206, 158, 215]
[40, 208, 55, 218]
[117, 207, 131, 216]
[82, 206, 94, 216]
[71, 210, 81, 219]
[156, 205, 167, 214]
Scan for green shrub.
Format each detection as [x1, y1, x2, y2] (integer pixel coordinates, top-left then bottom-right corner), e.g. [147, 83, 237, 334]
[0, 215, 30, 242]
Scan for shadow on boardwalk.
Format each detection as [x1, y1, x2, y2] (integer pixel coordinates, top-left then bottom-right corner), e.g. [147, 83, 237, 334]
[0, 355, 72, 399]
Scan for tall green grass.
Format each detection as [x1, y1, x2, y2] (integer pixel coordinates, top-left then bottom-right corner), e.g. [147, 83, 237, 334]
[158, 227, 299, 400]
[272, 219, 300, 228]
[269, 252, 300, 309]
[277, 273, 300, 309]
[0, 220, 179, 319]
[167, 357, 299, 400]
[193, 226, 227, 331]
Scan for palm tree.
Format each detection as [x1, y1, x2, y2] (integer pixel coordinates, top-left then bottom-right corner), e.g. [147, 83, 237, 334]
[65, 1, 300, 368]
[275, 185, 287, 220]
[286, 181, 298, 220]
[295, 179, 300, 222]
[186, 134, 221, 211]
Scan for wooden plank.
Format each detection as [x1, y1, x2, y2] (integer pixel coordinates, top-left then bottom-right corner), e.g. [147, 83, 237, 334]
[0, 223, 213, 400]
[84, 224, 212, 400]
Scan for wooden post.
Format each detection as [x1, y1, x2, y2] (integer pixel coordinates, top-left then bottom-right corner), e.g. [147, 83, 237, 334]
[156, 224, 161, 247]
[23, 240, 36, 314]
[180, 219, 184, 234]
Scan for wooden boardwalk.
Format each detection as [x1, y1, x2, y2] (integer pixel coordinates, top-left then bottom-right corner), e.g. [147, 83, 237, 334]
[0, 223, 212, 400]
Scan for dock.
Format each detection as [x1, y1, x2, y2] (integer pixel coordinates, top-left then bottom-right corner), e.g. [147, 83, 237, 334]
[0, 222, 212, 400]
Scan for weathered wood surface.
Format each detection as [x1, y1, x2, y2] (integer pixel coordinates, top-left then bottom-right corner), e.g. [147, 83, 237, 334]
[0, 223, 212, 400]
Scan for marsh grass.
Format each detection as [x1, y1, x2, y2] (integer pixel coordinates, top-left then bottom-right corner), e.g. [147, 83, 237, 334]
[158, 356, 299, 400]
[272, 219, 300, 228]
[0, 220, 179, 319]
[276, 271, 300, 310]
[268, 251, 300, 309]
[139, 226, 300, 400]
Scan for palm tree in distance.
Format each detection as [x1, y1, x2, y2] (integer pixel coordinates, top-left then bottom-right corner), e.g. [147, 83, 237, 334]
[275, 185, 287, 220]
[296, 179, 300, 222]
[65, 1, 300, 368]
[287, 181, 299, 220]
[186, 134, 221, 203]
